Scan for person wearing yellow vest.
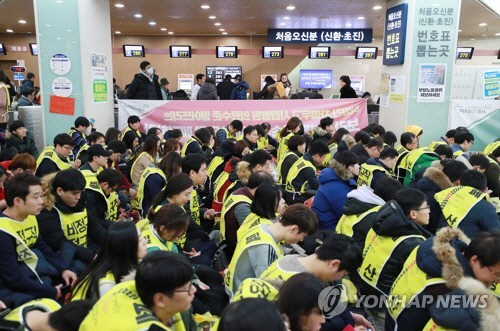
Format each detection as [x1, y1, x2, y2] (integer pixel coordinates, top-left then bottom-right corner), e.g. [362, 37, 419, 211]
[35, 133, 81, 178]
[216, 120, 243, 143]
[80, 251, 196, 331]
[357, 147, 398, 188]
[436, 170, 499, 239]
[83, 168, 123, 248]
[71, 221, 147, 301]
[37, 169, 94, 275]
[428, 129, 456, 152]
[142, 203, 189, 254]
[285, 140, 330, 204]
[256, 122, 279, 154]
[68, 116, 94, 158]
[336, 178, 401, 250]
[1, 299, 93, 331]
[119, 115, 145, 143]
[131, 135, 161, 186]
[277, 135, 305, 185]
[350, 135, 382, 165]
[277, 116, 302, 161]
[241, 125, 259, 152]
[452, 131, 474, 160]
[206, 140, 236, 193]
[180, 127, 214, 159]
[74, 131, 106, 164]
[311, 116, 335, 144]
[387, 228, 500, 331]
[0, 173, 77, 306]
[224, 204, 318, 297]
[396, 132, 418, 156]
[222, 172, 274, 255]
[218, 298, 287, 331]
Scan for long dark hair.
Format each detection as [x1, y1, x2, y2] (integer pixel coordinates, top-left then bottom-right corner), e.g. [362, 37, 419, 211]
[158, 151, 182, 181]
[250, 182, 282, 219]
[279, 117, 301, 138]
[139, 135, 160, 159]
[72, 222, 141, 300]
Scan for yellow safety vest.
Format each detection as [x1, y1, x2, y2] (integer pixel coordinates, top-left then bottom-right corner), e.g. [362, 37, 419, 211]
[219, 127, 236, 140]
[276, 151, 297, 185]
[225, 225, 283, 296]
[257, 136, 269, 150]
[388, 247, 446, 321]
[142, 224, 176, 252]
[54, 206, 88, 247]
[76, 143, 90, 160]
[434, 186, 486, 229]
[81, 169, 119, 222]
[4, 298, 61, 323]
[212, 171, 230, 205]
[397, 147, 431, 171]
[119, 126, 142, 141]
[285, 157, 315, 194]
[232, 278, 279, 302]
[335, 206, 381, 237]
[428, 141, 447, 151]
[0, 215, 41, 282]
[180, 136, 200, 158]
[277, 132, 293, 161]
[71, 271, 116, 301]
[220, 193, 252, 240]
[79, 280, 185, 331]
[132, 167, 166, 210]
[396, 145, 408, 155]
[321, 143, 338, 167]
[189, 189, 201, 226]
[422, 319, 456, 331]
[207, 156, 224, 178]
[259, 257, 299, 283]
[484, 141, 500, 156]
[453, 149, 465, 159]
[357, 164, 391, 188]
[236, 212, 273, 242]
[359, 229, 426, 294]
[36, 146, 71, 171]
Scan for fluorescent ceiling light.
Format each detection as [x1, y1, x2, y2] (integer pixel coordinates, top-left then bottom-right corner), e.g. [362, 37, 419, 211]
[168, 31, 174, 35]
[134, 14, 142, 18]
[149, 21, 156, 26]
[477, 0, 500, 18]
[114, 3, 124, 8]
[115, 31, 121, 34]
[201, 5, 210, 9]
[161, 28, 167, 31]
[222, 32, 228, 35]
[209, 16, 216, 19]
[479, 22, 487, 26]
[6, 29, 13, 33]
[286, 5, 295, 10]
[373, 5, 382, 10]
[18, 20, 27, 24]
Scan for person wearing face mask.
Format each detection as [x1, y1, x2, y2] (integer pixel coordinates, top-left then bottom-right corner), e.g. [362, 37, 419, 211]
[126, 61, 161, 100]
[5, 120, 39, 158]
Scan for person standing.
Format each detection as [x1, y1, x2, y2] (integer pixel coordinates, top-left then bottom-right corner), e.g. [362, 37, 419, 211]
[217, 74, 235, 100]
[191, 73, 205, 100]
[339, 75, 358, 98]
[126, 61, 160, 100]
[159, 78, 172, 100]
[197, 78, 218, 100]
[231, 75, 250, 100]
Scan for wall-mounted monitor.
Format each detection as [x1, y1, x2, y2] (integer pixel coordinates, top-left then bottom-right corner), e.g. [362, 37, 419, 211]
[29, 43, 38, 56]
[206, 66, 242, 85]
[299, 69, 333, 89]
[216, 46, 238, 58]
[170, 45, 191, 58]
[0, 44, 6, 56]
[456, 47, 474, 60]
[355, 47, 378, 59]
[262, 46, 284, 59]
[309, 46, 330, 59]
[123, 45, 145, 57]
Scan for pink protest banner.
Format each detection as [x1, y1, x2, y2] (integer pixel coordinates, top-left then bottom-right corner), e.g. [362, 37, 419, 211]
[118, 99, 368, 140]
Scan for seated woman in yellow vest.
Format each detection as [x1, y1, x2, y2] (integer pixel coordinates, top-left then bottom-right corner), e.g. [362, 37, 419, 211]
[276, 116, 302, 161]
[387, 229, 500, 331]
[38, 169, 94, 275]
[257, 122, 278, 153]
[79, 251, 196, 331]
[277, 135, 305, 185]
[119, 115, 145, 142]
[206, 139, 236, 202]
[134, 151, 182, 217]
[121, 130, 140, 166]
[130, 135, 161, 186]
[71, 221, 147, 301]
[236, 182, 286, 242]
[358, 188, 432, 298]
[35, 133, 80, 178]
[357, 147, 399, 189]
[180, 127, 214, 159]
[2, 299, 93, 331]
[225, 204, 318, 298]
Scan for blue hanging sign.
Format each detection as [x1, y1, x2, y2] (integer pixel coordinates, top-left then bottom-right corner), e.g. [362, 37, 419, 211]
[267, 29, 373, 44]
[383, 3, 408, 65]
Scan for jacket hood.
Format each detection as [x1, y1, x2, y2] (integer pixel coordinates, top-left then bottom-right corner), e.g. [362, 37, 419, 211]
[343, 196, 379, 216]
[199, 82, 216, 94]
[405, 125, 423, 136]
[372, 200, 433, 238]
[422, 166, 453, 190]
[312, 126, 329, 137]
[235, 81, 249, 89]
[318, 159, 354, 185]
[346, 186, 385, 208]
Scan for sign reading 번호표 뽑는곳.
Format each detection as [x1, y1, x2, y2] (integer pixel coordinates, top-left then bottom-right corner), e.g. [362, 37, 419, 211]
[383, 3, 408, 65]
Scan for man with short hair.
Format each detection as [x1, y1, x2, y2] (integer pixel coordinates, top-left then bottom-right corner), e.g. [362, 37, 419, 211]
[127, 61, 160, 100]
[68, 116, 94, 157]
[80, 251, 195, 331]
[14, 86, 35, 110]
[350, 137, 384, 165]
[428, 129, 456, 151]
[224, 204, 318, 297]
[191, 73, 205, 100]
[21, 72, 35, 92]
[120, 115, 145, 142]
[469, 153, 490, 173]
[396, 132, 418, 155]
[230, 74, 249, 100]
[216, 120, 243, 143]
[36, 133, 80, 177]
[357, 147, 398, 188]
[452, 131, 474, 160]
[242, 125, 259, 151]
[5, 120, 38, 158]
[0, 173, 77, 306]
[285, 140, 330, 204]
[216, 74, 235, 100]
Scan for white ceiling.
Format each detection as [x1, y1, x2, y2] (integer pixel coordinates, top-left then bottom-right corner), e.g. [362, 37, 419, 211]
[0, 0, 499, 39]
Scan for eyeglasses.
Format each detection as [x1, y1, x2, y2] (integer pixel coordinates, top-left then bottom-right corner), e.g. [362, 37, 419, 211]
[414, 205, 430, 211]
[62, 145, 73, 151]
[487, 266, 500, 282]
[174, 283, 196, 294]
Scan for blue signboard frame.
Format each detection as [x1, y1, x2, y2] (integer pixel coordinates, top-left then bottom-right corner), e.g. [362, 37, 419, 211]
[267, 29, 373, 44]
[383, 3, 408, 65]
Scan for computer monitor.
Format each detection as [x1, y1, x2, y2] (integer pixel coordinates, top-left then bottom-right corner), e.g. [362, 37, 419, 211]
[29, 43, 38, 56]
[170, 45, 191, 58]
[456, 47, 474, 60]
[262, 46, 284, 59]
[355, 47, 378, 59]
[299, 69, 333, 89]
[216, 46, 238, 58]
[122, 45, 145, 57]
[309, 46, 330, 59]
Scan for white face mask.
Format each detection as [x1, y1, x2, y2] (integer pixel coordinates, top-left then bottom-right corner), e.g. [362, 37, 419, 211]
[146, 67, 154, 76]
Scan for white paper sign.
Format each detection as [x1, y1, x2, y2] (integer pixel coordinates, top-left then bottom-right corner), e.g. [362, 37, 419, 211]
[52, 77, 73, 97]
[417, 63, 446, 103]
[50, 54, 72, 75]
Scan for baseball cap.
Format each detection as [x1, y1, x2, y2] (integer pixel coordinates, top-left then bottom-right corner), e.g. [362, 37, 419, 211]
[234, 74, 242, 81]
[87, 144, 112, 159]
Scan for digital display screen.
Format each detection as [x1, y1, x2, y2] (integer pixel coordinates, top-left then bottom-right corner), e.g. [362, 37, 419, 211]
[262, 46, 284, 59]
[179, 81, 193, 90]
[456, 47, 474, 60]
[355, 47, 378, 59]
[216, 46, 238, 58]
[0, 44, 6, 56]
[299, 70, 333, 89]
[122, 45, 145, 57]
[206, 66, 242, 85]
[29, 43, 38, 56]
[309, 46, 330, 59]
[170, 45, 191, 58]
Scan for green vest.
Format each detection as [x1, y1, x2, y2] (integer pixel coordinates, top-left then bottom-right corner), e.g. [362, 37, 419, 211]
[277, 132, 293, 161]
[276, 151, 297, 185]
